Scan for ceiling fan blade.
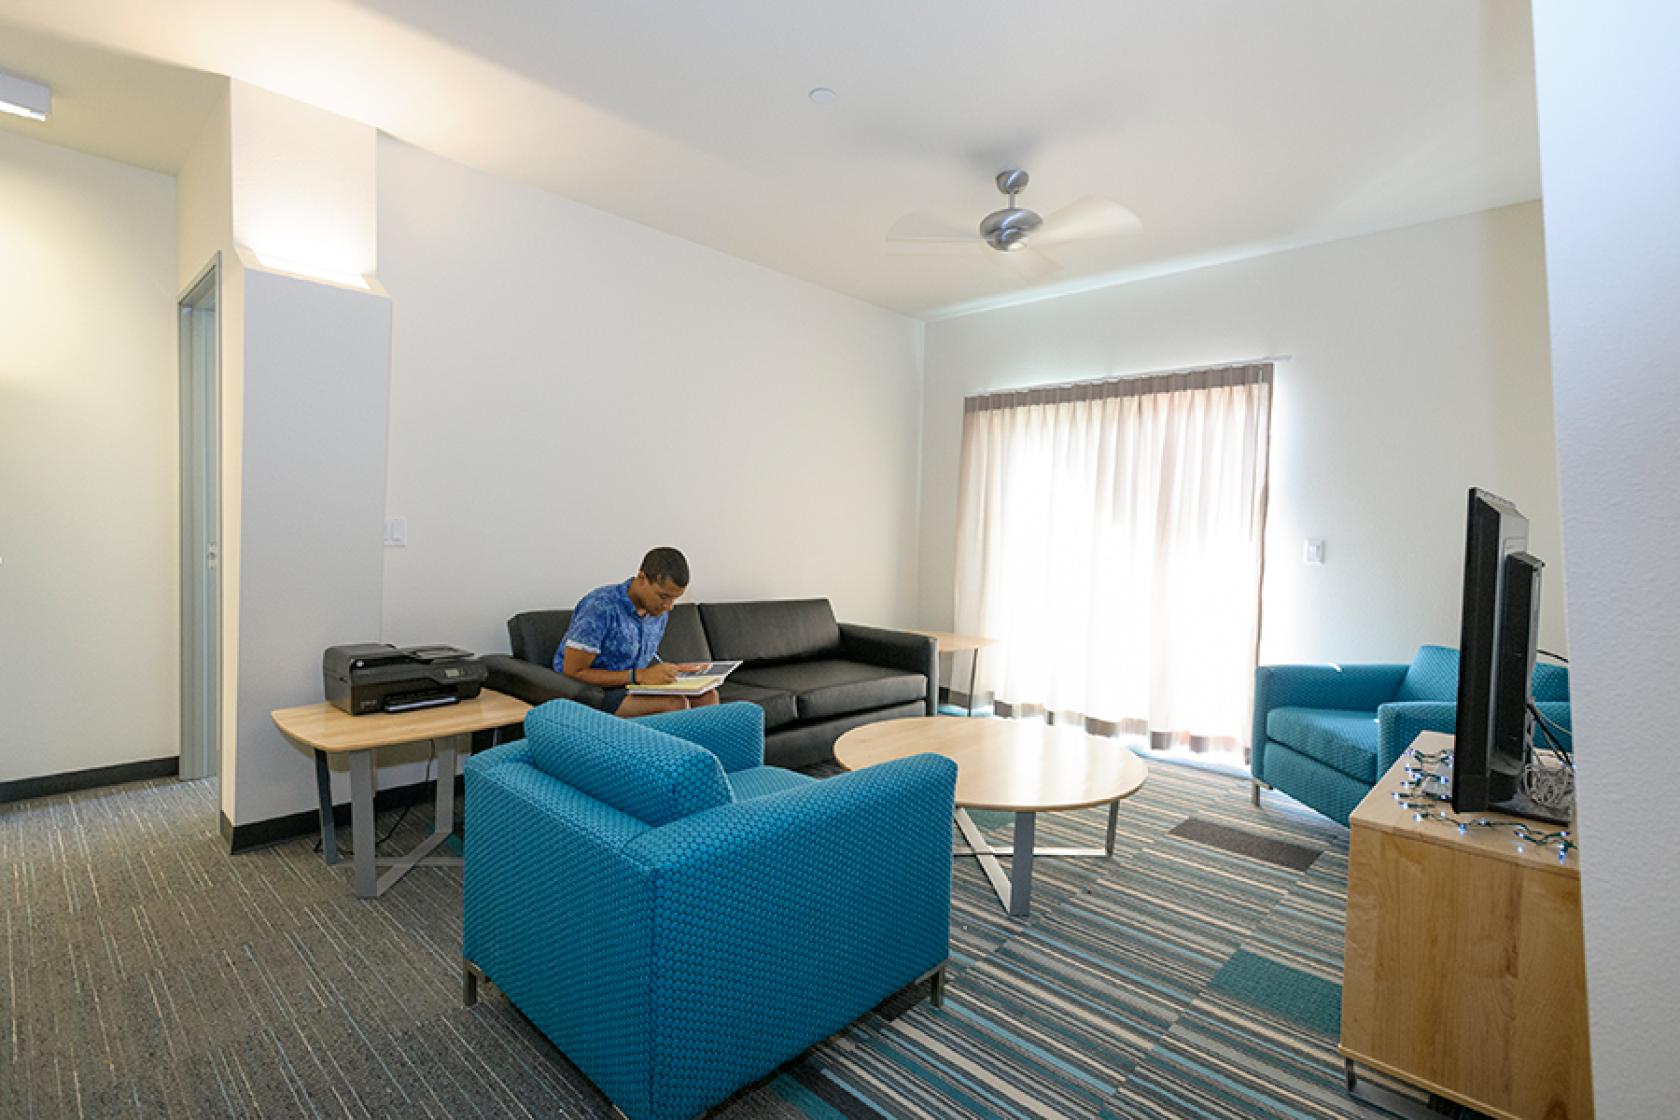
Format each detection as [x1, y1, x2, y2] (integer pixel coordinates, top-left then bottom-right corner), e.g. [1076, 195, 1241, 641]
[988, 245, 1063, 280]
[1032, 195, 1142, 246]
[886, 212, 981, 243]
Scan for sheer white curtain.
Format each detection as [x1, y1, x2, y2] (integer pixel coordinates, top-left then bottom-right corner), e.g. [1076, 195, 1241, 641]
[953, 364, 1272, 746]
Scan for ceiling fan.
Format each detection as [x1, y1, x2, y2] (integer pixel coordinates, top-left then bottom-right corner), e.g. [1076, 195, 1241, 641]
[887, 169, 1142, 278]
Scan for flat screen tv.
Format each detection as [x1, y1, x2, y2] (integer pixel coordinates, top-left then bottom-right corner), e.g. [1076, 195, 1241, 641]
[1452, 488, 1527, 813]
[1452, 488, 1564, 823]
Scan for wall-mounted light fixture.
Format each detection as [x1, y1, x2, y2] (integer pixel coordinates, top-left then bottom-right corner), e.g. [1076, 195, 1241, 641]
[0, 70, 51, 122]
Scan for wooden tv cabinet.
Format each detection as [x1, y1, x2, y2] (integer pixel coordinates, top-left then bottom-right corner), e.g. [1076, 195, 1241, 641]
[1340, 732, 1593, 1119]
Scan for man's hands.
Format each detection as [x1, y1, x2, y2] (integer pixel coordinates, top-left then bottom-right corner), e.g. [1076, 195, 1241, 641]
[639, 662, 681, 686]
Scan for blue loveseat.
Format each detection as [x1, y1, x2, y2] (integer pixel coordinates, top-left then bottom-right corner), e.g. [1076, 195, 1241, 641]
[462, 700, 957, 1120]
[1251, 645, 1570, 826]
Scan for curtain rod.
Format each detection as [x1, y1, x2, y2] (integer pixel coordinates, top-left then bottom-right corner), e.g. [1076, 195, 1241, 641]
[964, 355, 1291, 402]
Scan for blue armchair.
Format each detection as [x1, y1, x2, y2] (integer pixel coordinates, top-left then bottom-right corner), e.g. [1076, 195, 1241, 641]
[462, 700, 958, 1120]
[1251, 645, 1570, 826]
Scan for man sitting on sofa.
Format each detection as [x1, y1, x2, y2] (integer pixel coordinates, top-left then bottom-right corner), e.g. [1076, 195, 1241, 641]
[554, 546, 720, 717]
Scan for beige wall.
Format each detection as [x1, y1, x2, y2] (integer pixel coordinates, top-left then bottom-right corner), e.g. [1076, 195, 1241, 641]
[917, 203, 1563, 666]
[0, 129, 179, 781]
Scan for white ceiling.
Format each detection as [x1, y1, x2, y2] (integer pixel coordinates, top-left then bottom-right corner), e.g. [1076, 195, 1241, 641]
[0, 23, 220, 174]
[0, 1, 1540, 318]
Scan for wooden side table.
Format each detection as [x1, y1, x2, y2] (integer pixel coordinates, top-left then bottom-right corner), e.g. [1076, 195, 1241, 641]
[272, 689, 530, 898]
[906, 629, 999, 716]
[1340, 732, 1592, 1119]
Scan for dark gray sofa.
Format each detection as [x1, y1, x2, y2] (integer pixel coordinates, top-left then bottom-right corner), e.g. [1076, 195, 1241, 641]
[481, 599, 936, 768]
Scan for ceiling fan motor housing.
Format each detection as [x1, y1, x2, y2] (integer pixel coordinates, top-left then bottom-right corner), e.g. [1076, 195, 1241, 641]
[981, 168, 1042, 250]
[980, 207, 1043, 250]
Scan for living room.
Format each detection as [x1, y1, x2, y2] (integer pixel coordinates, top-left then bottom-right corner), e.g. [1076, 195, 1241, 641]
[0, 3, 1670, 1119]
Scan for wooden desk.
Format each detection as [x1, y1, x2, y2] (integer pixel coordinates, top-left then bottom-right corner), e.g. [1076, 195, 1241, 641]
[836, 716, 1146, 917]
[1340, 732, 1592, 1119]
[905, 629, 999, 716]
[272, 690, 530, 898]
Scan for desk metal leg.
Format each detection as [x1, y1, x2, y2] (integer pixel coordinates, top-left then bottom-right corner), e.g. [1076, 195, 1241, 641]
[369, 735, 463, 895]
[348, 750, 378, 898]
[313, 749, 339, 866]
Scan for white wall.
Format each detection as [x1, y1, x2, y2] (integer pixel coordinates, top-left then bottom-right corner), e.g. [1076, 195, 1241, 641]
[0, 130, 178, 781]
[229, 81, 377, 278]
[1533, 4, 1680, 1114]
[918, 203, 1564, 667]
[376, 137, 925, 656]
[230, 266, 390, 825]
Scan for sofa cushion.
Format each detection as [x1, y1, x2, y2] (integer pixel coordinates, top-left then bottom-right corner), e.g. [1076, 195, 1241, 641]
[508, 609, 573, 667]
[1266, 707, 1381, 783]
[725, 765, 815, 802]
[657, 603, 711, 663]
[716, 681, 798, 730]
[700, 599, 842, 664]
[524, 700, 732, 827]
[1395, 645, 1459, 702]
[732, 659, 927, 722]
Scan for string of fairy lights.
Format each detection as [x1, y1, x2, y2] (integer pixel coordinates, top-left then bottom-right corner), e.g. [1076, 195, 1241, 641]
[1392, 744, 1577, 863]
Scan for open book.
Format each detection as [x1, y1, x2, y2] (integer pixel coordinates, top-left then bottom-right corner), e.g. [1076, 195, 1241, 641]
[625, 660, 742, 696]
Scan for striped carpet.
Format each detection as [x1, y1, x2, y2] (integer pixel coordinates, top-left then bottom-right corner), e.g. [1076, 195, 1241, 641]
[1, 754, 1442, 1119]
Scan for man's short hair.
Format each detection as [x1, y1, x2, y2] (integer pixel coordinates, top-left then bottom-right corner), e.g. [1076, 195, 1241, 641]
[640, 547, 689, 588]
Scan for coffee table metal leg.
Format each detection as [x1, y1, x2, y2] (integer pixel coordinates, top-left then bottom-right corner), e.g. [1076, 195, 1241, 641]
[1010, 812, 1036, 917]
[1105, 799, 1120, 856]
[955, 808, 1014, 912]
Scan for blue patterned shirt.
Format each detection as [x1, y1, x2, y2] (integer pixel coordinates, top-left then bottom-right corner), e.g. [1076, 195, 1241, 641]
[555, 580, 668, 673]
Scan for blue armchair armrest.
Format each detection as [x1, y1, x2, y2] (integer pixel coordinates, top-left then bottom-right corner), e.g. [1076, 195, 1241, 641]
[1377, 701, 1458, 774]
[635, 701, 764, 772]
[624, 753, 957, 1120]
[1253, 663, 1409, 778]
[462, 746, 659, 1114]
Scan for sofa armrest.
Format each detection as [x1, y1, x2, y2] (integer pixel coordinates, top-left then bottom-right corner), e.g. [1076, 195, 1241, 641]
[1377, 701, 1458, 775]
[1252, 662, 1409, 781]
[636, 702, 765, 772]
[1534, 701, 1574, 754]
[482, 653, 606, 710]
[625, 754, 956, 1119]
[838, 623, 938, 714]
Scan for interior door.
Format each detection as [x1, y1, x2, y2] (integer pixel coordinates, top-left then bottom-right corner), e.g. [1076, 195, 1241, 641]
[178, 256, 221, 783]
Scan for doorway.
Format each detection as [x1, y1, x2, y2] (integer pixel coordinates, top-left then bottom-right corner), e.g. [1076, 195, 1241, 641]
[178, 256, 221, 783]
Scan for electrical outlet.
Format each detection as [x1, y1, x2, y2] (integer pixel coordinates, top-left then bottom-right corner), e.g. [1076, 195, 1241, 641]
[384, 517, 407, 548]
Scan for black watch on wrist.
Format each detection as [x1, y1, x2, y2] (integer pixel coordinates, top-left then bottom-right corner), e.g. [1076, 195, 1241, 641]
[630, 668, 637, 685]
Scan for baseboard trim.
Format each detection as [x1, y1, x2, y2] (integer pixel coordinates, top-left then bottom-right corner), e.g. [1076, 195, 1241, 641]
[222, 774, 468, 854]
[1, 756, 180, 804]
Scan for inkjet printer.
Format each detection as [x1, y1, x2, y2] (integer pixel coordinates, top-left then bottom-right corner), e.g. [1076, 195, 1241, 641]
[323, 643, 487, 715]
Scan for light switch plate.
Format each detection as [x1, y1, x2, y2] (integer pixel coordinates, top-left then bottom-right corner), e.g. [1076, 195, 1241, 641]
[384, 517, 407, 548]
[1304, 538, 1325, 565]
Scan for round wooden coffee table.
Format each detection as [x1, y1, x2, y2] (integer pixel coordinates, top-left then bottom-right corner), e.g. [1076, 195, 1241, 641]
[835, 716, 1148, 917]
